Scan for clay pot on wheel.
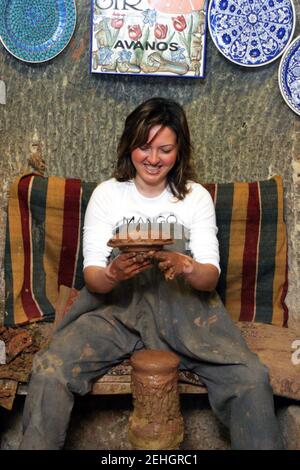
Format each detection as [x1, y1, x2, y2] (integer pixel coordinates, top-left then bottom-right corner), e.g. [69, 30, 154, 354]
[128, 349, 184, 450]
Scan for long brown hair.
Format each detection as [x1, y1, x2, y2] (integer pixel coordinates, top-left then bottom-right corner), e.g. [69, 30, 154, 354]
[113, 97, 197, 200]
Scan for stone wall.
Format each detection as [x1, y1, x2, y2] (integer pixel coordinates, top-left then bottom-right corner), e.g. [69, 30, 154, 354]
[0, 0, 300, 326]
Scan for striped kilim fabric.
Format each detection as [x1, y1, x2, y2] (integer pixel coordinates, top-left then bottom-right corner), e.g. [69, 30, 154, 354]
[4, 174, 288, 326]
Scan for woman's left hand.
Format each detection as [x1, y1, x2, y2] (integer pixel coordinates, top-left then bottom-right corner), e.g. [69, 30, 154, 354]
[153, 250, 194, 280]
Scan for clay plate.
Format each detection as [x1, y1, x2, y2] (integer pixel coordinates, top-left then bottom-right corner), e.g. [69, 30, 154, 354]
[107, 238, 174, 253]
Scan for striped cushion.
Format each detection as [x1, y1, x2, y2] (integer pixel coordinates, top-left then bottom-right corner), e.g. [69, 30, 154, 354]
[4, 174, 288, 326]
[205, 176, 288, 326]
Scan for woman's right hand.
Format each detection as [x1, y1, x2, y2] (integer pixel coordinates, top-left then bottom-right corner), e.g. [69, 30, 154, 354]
[105, 252, 154, 283]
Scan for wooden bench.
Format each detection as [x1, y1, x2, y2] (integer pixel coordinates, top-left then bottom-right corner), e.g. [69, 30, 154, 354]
[10, 319, 299, 403]
[89, 322, 300, 400]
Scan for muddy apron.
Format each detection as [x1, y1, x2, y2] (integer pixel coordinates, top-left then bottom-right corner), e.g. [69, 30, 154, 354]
[20, 229, 283, 450]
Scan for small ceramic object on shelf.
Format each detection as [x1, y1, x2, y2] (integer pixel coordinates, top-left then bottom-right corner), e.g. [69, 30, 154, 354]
[208, 0, 296, 67]
[0, 0, 76, 63]
[278, 35, 300, 116]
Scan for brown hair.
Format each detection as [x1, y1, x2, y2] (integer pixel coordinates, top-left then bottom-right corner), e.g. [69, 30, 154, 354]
[112, 97, 197, 200]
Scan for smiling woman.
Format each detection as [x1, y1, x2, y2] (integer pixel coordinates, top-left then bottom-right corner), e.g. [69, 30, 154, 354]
[114, 97, 195, 200]
[131, 125, 178, 197]
[20, 97, 284, 450]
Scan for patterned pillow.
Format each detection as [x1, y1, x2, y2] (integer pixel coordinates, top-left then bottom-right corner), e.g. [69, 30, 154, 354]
[204, 176, 288, 326]
[4, 174, 288, 326]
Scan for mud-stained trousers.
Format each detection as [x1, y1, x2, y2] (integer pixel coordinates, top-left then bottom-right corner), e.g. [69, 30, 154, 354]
[19, 265, 284, 450]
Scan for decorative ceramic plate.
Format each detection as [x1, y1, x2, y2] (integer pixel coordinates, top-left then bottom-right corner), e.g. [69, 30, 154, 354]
[278, 35, 300, 116]
[208, 0, 296, 67]
[0, 0, 76, 63]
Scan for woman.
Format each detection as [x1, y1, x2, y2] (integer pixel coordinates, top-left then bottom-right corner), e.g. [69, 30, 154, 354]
[20, 97, 283, 450]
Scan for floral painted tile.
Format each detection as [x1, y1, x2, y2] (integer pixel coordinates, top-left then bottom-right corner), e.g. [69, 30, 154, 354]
[91, 0, 208, 78]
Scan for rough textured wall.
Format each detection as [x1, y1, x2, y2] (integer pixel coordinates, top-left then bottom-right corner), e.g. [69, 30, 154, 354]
[0, 0, 300, 326]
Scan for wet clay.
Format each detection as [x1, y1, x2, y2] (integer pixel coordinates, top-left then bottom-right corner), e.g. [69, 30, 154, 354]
[107, 225, 174, 253]
[154, 251, 194, 281]
[128, 349, 184, 450]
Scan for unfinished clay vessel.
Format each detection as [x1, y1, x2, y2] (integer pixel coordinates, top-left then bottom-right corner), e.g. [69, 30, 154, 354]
[107, 225, 174, 253]
[128, 349, 184, 450]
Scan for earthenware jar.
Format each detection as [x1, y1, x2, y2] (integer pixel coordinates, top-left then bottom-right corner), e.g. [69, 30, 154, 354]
[128, 349, 184, 450]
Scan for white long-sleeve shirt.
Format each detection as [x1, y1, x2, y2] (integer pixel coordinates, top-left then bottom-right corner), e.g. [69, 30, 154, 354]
[83, 178, 220, 271]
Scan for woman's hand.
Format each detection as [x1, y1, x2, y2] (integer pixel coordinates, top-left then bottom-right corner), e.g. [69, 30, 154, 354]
[84, 252, 155, 294]
[153, 250, 219, 291]
[153, 251, 194, 280]
[106, 252, 154, 283]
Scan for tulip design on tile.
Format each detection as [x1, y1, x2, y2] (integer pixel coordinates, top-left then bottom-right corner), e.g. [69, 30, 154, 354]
[172, 15, 187, 32]
[92, 1, 207, 77]
[171, 14, 194, 60]
[111, 13, 124, 30]
[128, 25, 143, 41]
[154, 23, 168, 40]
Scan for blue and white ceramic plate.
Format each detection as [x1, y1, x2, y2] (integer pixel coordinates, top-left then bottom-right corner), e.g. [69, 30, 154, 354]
[208, 0, 296, 67]
[0, 0, 76, 63]
[279, 35, 300, 116]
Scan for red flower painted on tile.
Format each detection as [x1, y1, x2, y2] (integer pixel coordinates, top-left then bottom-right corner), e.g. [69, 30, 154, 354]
[172, 15, 187, 32]
[154, 23, 168, 40]
[128, 25, 142, 40]
[111, 13, 124, 29]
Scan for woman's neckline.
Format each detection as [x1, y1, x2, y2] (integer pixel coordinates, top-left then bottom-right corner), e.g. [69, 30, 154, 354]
[131, 179, 169, 200]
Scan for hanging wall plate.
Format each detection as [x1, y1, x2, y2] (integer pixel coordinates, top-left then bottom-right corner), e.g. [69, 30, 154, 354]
[0, 0, 76, 63]
[278, 35, 300, 116]
[208, 0, 296, 67]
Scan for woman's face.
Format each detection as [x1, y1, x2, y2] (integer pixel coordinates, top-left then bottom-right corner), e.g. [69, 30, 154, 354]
[131, 125, 178, 194]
